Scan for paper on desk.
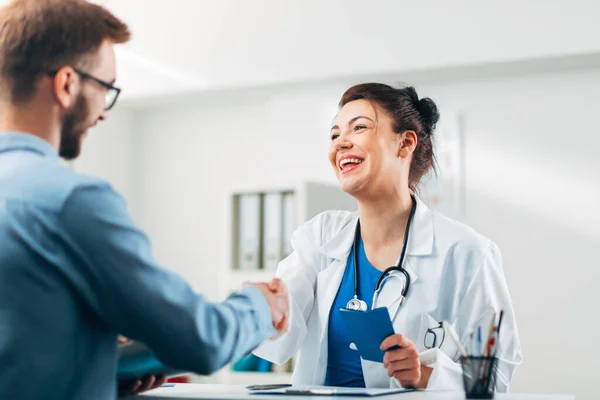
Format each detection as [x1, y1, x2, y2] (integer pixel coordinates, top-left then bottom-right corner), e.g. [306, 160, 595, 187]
[251, 386, 414, 397]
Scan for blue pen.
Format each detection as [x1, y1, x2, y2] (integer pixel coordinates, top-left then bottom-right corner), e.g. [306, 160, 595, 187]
[477, 327, 482, 356]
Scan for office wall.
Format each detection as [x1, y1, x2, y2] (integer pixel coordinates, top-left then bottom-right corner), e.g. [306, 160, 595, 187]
[79, 68, 599, 398]
[96, 0, 600, 98]
[73, 108, 139, 220]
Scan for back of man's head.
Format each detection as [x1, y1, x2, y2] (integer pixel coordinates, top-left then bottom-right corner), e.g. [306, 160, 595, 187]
[0, 0, 131, 105]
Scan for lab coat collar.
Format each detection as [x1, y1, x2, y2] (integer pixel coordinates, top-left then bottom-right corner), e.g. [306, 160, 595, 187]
[318, 195, 434, 260]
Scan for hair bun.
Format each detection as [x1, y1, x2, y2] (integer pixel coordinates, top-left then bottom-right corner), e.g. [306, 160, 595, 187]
[417, 97, 440, 131]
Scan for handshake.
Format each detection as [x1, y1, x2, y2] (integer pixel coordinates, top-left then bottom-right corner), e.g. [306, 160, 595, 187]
[246, 278, 289, 335]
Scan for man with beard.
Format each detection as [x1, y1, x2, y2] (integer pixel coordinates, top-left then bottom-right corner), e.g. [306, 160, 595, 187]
[0, 1, 289, 399]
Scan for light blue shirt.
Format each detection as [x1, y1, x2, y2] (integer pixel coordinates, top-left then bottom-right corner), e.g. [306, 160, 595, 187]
[325, 235, 381, 387]
[0, 133, 275, 399]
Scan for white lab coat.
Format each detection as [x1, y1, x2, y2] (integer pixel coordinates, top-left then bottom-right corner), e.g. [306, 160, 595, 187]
[254, 196, 522, 391]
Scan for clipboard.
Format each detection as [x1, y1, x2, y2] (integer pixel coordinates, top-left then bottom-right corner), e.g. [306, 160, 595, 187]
[338, 307, 396, 363]
[250, 387, 414, 396]
[118, 341, 186, 381]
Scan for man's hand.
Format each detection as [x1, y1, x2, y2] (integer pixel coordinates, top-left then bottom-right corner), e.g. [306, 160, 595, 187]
[118, 374, 166, 397]
[246, 278, 289, 334]
[117, 336, 167, 397]
[381, 334, 432, 389]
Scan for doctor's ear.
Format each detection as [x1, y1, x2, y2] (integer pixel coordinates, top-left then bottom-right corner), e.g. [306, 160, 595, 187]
[397, 130, 418, 159]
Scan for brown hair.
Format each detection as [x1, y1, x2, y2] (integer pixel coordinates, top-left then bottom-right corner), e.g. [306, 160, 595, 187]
[0, 0, 131, 103]
[339, 83, 440, 191]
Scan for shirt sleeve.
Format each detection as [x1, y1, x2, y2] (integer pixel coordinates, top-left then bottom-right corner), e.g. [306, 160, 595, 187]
[58, 183, 276, 374]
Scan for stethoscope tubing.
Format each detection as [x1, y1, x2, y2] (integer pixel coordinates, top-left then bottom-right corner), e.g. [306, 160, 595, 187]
[348, 196, 417, 314]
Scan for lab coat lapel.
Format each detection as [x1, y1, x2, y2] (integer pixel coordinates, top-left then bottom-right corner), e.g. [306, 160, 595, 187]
[315, 214, 357, 343]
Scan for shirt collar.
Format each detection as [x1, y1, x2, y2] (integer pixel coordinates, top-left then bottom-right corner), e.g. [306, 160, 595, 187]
[0, 132, 59, 159]
[319, 195, 435, 260]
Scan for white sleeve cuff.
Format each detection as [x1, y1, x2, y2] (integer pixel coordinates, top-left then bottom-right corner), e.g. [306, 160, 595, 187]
[420, 348, 464, 391]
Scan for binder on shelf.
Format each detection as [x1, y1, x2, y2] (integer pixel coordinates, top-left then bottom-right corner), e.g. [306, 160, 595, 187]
[262, 192, 283, 271]
[237, 194, 261, 270]
[281, 192, 296, 259]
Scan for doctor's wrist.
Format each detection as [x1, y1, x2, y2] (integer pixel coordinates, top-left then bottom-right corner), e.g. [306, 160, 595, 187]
[414, 365, 433, 389]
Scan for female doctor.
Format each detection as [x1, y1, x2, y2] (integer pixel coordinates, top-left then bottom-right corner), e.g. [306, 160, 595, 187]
[254, 83, 522, 391]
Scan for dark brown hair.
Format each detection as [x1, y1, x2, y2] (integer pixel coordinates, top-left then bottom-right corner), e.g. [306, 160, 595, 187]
[339, 83, 440, 191]
[0, 0, 131, 103]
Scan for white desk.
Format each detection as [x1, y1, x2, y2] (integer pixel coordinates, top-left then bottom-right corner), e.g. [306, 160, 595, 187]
[131, 384, 574, 400]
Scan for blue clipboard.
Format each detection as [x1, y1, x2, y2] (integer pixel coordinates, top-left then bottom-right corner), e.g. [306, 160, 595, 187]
[339, 307, 396, 363]
[118, 341, 186, 381]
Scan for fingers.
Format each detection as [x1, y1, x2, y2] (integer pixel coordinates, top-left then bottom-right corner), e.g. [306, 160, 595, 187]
[386, 359, 418, 374]
[243, 280, 288, 332]
[383, 345, 419, 366]
[381, 334, 421, 388]
[274, 315, 288, 333]
[139, 375, 156, 392]
[267, 278, 281, 291]
[118, 379, 142, 397]
[153, 375, 167, 389]
[118, 336, 130, 344]
[380, 333, 412, 351]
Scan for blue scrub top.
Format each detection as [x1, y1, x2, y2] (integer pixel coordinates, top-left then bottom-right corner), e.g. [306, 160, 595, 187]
[324, 234, 382, 387]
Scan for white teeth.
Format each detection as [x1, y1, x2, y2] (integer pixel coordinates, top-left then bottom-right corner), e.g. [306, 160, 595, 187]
[340, 158, 363, 168]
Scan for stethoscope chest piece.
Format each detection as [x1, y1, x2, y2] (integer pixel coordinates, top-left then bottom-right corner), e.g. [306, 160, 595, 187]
[346, 296, 368, 311]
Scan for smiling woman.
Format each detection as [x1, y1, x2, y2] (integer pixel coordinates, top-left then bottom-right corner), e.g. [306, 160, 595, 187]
[254, 82, 522, 392]
[329, 83, 438, 195]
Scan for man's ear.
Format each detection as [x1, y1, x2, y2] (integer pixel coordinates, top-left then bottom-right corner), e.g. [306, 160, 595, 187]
[51, 66, 80, 109]
[398, 130, 418, 159]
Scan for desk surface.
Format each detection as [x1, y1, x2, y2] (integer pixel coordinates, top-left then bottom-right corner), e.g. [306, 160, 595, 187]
[132, 384, 575, 400]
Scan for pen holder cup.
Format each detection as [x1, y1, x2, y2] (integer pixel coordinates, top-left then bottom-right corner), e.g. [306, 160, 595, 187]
[460, 356, 497, 399]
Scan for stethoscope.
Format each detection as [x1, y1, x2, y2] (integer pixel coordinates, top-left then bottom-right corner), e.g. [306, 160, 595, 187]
[346, 195, 417, 321]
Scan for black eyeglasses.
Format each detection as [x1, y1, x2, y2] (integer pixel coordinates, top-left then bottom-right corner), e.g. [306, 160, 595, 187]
[47, 68, 121, 111]
[424, 321, 446, 349]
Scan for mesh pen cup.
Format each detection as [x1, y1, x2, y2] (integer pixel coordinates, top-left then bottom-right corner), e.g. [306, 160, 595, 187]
[460, 356, 497, 399]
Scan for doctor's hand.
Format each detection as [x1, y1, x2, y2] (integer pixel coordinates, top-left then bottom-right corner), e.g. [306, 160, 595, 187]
[381, 334, 432, 389]
[246, 278, 289, 334]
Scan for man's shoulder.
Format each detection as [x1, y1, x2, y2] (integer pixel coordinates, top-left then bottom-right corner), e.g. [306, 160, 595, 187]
[5, 160, 110, 212]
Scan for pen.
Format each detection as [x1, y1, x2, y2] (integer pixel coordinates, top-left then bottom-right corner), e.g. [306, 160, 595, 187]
[497, 310, 504, 335]
[442, 321, 468, 358]
[469, 331, 474, 356]
[485, 310, 497, 356]
[492, 310, 504, 356]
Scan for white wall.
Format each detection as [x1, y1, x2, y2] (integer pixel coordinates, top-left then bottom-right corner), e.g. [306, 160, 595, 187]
[92, 0, 600, 99]
[73, 108, 138, 217]
[79, 68, 600, 398]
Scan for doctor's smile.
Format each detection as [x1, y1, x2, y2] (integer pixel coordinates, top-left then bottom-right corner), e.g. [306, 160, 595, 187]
[338, 154, 365, 174]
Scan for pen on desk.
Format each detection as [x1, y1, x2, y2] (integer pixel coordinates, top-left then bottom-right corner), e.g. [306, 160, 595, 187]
[286, 389, 338, 395]
[443, 321, 468, 358]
